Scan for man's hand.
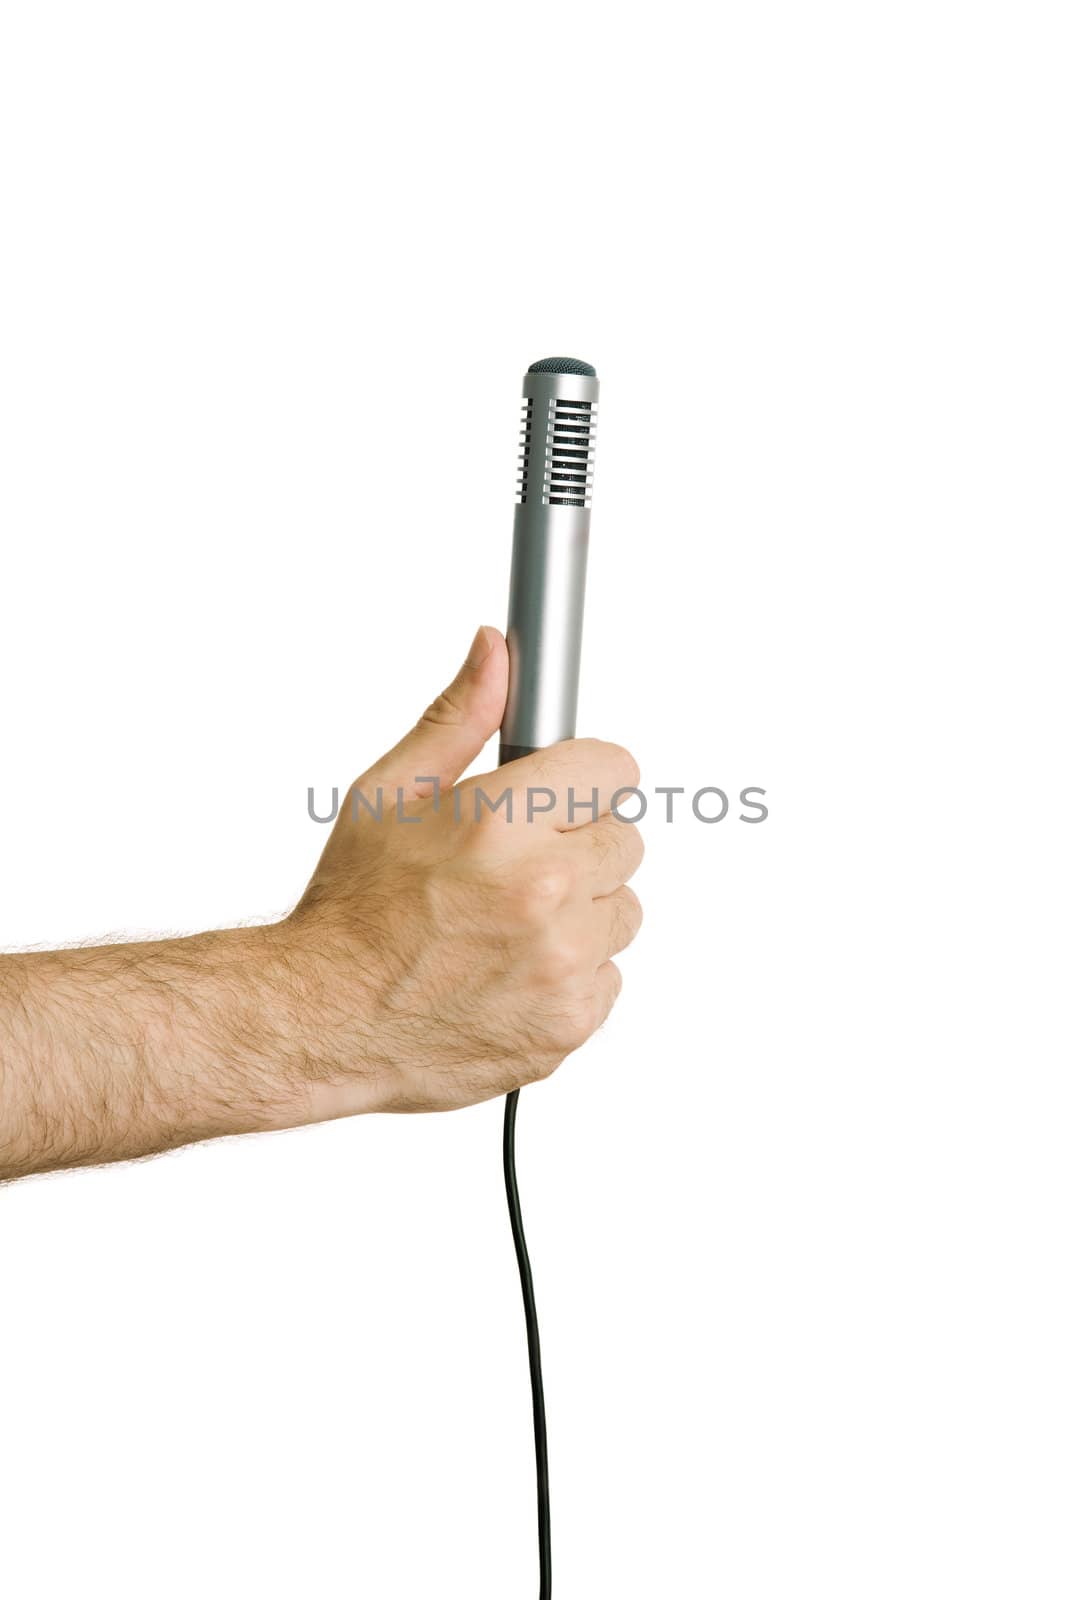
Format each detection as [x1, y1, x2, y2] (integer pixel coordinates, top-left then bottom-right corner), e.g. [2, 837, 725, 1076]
[0, 627, 643, 1179]
[286, 624, 643, 1118]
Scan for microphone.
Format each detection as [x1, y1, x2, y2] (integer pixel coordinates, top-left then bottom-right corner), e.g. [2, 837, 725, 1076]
[499, 356, 599, 1600]
[500, 356, 599, 763]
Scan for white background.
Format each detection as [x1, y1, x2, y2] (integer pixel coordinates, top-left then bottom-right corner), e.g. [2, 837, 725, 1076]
[1, 4, 1064, 1596]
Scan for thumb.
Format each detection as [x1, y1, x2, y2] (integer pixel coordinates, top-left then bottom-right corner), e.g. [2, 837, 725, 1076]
[363, 625, 509, 800]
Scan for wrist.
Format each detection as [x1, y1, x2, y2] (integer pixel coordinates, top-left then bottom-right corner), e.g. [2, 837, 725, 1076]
[254, 914, 393, 1128]
[183, 922, 317, 1139]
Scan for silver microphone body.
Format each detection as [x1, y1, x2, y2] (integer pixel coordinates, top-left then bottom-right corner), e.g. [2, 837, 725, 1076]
[500, 358, 599, 762]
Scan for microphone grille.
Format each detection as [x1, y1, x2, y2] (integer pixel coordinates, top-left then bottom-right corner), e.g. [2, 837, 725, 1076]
[517, 397, 533, 505]
[546, 395, 596, 507]
[515, 394, 598, 508]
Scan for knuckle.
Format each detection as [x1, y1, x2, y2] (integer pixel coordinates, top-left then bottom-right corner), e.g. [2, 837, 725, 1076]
[538, 937, 584, 986]
[515, 863, 571, 919]
[420, 687, 465, 728]
[601, 817, 644, 875]
[619, 885, 643, 933]
[574, 992, 606, 1041]
[555, 977, 610, 1046]
[599, 740, 640, 790]
[564, 738, 640, 792]
[551, 1009, 588, 1053]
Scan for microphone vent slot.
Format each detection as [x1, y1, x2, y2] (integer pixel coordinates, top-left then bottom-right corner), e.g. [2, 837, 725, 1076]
[544, 397, 597, 508]
[516, 398, 533, 504]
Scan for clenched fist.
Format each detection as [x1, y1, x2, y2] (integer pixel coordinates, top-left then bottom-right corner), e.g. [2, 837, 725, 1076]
[286, 625, 644, 1118]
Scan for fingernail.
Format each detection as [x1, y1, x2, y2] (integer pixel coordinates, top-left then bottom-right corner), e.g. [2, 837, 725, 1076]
[465, 625, 493, 668]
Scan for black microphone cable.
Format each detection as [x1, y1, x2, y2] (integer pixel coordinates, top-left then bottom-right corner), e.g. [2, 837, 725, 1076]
[503, 1088, 551, 1598]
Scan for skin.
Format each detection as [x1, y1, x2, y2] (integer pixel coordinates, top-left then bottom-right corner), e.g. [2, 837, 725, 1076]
[0, 627, 643, 1181]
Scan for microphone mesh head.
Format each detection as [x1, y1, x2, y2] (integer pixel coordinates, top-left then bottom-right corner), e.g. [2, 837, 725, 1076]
[527, 356, 597, 377]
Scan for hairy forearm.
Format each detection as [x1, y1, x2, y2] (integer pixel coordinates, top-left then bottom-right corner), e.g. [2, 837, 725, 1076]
[0, 926, 325, 1180]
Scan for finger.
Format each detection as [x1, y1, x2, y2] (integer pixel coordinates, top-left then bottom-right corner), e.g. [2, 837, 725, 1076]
[591, 959, 624, 1029]
[460, 738, 640, 830]
[568, 813, 645, 896]
[361, 626, 508, 801]
[593, 885, 643, 960]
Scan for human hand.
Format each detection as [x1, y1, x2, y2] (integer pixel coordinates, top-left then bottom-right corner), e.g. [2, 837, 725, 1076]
[282, 626, 644, 1119]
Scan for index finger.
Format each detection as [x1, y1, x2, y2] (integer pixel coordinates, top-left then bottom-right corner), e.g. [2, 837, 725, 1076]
[459, 738, 640, 830]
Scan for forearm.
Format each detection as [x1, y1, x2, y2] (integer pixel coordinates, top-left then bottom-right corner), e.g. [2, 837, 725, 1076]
[0, 926, 322, 1180]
